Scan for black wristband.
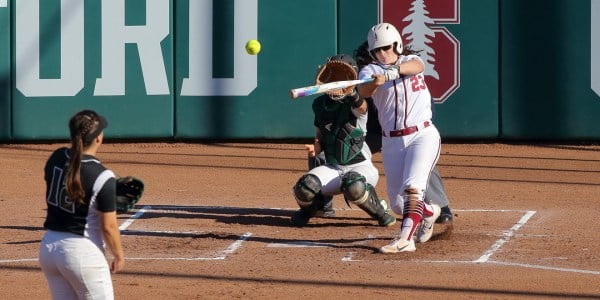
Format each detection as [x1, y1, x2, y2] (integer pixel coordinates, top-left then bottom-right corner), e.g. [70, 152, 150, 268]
[347, 89, 364, 108]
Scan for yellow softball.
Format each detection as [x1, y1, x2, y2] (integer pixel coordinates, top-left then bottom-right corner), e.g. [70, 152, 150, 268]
[245, 39, 261, 55]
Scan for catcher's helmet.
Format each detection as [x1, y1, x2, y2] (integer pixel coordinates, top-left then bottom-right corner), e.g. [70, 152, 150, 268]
[367, 23, 403, 60]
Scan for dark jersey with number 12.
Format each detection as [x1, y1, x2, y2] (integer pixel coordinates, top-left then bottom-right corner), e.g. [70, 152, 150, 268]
[43, 147, 117, 249]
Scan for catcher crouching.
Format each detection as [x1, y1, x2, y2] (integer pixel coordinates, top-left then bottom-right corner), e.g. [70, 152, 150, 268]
[291, 54, 395, 227]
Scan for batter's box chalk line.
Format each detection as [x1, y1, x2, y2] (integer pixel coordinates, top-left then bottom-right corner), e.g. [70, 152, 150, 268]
[120, 205, 252, 261]
[337, 209, 599, 276]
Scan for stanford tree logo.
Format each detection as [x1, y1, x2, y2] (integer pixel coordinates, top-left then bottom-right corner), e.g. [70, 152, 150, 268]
[380, 0, 460, 103]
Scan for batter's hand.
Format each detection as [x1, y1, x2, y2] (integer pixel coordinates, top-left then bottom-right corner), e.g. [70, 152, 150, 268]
[371, 74, 387, 86]
[382, 65, 401, 81]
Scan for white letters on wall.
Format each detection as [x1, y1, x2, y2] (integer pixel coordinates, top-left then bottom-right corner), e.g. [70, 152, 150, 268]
[181, 0, 258, 96]
[12, 0, 257, 97]
[16, 0, 84, 97]
[94, 0, 170, 96]
[11, 0, 593, 98]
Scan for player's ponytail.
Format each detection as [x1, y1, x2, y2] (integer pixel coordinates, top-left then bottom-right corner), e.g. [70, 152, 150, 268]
[66, 134, 85, 205]
[65, 110, 108, 206]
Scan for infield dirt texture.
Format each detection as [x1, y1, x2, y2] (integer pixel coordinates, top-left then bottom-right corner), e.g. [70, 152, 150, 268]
[1, 142, 599, 299]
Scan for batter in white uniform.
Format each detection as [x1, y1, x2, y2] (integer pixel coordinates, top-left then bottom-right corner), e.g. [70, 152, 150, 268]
[358, 23, 442, 253]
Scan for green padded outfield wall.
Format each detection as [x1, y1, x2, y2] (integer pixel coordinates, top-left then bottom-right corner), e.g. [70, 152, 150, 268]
[174, 0, 337, 139]
[0, 0, 10, 140]
[338, 0, 378, 54]
[175, 0, 498, 139]
[9, 0, 173, 140]
[501, 0, 600, 140]
[1, 0, 599, 142]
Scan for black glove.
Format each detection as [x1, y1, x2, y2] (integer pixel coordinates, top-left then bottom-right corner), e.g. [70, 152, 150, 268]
[115, 176, 144, 213]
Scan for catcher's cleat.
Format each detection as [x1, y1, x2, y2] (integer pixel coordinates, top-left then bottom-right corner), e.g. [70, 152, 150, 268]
[377, 211, 396, 227]
[415, 204, 441, 243]
[319, 197, 336, 218]
[379, 238, 416, 254]
[436, 206, 453, 224]
[291, 206, 336, 227]
[290, 201, 336, 227]
[321, 206, 336, 218]
[290, 209, 311, 227]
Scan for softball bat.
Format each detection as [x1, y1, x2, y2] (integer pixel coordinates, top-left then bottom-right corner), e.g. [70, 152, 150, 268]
[289, 78, 374, 99]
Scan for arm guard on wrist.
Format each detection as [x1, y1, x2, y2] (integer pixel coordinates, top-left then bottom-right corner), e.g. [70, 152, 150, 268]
[347, 89, 364, 108]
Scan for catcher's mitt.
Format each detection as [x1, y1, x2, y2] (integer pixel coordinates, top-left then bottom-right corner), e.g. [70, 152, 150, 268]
[315, 54, 358, 101]
[115, 176, 144, 213]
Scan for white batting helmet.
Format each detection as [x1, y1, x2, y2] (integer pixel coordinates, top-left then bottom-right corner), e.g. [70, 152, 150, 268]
[367, 23, 403, 59]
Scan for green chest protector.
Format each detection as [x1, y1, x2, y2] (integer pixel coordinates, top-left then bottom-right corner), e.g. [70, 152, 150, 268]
[313, 96, 366, 165]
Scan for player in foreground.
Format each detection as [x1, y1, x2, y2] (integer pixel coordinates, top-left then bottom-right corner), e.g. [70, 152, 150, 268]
[358, 23, 442, 253]
[291, 54, 396, 228]
[39, 110, 124, 299]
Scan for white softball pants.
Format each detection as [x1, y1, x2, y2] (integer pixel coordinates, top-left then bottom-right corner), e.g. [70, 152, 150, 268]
[39, 230, 114, 300]
[307, 159, 379, 196]
[381, 124, 441, 215]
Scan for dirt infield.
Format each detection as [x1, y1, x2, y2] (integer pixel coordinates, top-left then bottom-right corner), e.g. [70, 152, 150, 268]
[1, 142, 599, 299]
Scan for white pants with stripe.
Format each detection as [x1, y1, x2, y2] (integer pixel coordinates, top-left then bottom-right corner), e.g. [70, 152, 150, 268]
[382, 124, 441, 215]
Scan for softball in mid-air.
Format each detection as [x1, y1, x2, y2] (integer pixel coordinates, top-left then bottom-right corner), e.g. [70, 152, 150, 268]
[245, 39, 261, 55]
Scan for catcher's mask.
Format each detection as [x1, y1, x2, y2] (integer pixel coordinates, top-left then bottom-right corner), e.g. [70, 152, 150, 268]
[315, 54, 358, 102]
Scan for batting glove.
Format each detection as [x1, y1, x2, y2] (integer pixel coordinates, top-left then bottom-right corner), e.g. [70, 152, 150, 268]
[383, 65, 401, 81]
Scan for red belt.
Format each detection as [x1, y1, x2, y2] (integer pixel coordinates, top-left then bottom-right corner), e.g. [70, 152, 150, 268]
[384, 121, 430, 137]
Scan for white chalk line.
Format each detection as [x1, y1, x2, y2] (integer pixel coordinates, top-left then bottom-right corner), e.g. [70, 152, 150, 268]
[485, 260, 600, 275]
[2, 207, 598, 275]
[118, 205, 149, 231]
[121, 205, 252, 260]
[0, 258, 38, 263]
[120, 207, 598, 275]
[266, 209, 528, 250]
[125, 232, 253, 261]
[474, 210, 537, 263]
[340, 235, 375, 262]
[267, 241, 331, 248]
[335, 210, 599, 275]
[0, 205, 252, 263]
